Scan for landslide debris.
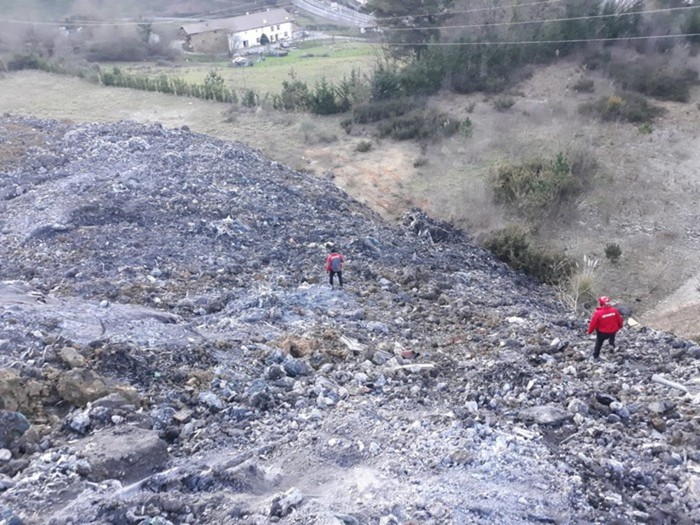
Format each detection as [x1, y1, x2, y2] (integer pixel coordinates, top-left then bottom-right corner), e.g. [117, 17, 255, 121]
[0, 116, 698, 525]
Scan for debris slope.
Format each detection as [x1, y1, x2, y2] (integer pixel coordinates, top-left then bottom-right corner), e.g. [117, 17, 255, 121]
[0, 116, 698, 525]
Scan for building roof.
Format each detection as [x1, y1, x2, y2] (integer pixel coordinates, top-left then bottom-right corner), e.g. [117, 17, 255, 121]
[181, 8, 294, 36]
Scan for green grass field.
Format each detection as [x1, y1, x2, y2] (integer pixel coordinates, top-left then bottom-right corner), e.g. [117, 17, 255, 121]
[114, 41, 379, 96]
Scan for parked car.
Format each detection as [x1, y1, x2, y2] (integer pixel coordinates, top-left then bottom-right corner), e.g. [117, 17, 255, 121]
[267, 49, 288, 57]
[231, 56, 253, 67]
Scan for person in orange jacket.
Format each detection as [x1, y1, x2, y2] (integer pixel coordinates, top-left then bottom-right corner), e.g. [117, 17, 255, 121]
[587, 296, 624, 359]
[326, 248, 344, 289]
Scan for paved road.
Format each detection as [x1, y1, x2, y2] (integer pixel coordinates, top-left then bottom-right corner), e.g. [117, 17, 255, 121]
[291, 0, 374, 27]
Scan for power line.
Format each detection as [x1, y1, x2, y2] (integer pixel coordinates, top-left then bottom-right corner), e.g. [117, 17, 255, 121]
[377, 5, 699, 33]
[373, 0, 566, 22]
[377, 32, 700, 46]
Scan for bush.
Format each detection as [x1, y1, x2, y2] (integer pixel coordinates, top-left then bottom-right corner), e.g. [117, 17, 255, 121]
[352, 98, 416, 124]
[306, 78, 350, 115]
[604, 242, 622, 263]
[493, 96, 515, 111]
[241, 89, 259, 108]
[460, 118, 473, 138]
[484, 225, 575, 285]
[7, 53, 51, 71]
[377, 109, 461, 141]
[572, 77, 595, 93]
[273, 77, 310, 111]
[492, 153, 581, 223]
[557, 255, 599, 311]
[638, 122, 653, 134]
[607, 60, 699, 102]
[580, 92, 664, 123]
[355, 140, 372, 152]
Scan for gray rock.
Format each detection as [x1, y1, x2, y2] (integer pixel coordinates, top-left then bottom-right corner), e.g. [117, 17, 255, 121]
[270, 487, 303, 518]
[0, 411, 30, 448]
[518, 405, 572, 426]
[73, 426, 168, 483]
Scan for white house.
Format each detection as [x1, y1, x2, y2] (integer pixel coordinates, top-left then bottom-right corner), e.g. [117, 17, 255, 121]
[180, 8, 295, 55]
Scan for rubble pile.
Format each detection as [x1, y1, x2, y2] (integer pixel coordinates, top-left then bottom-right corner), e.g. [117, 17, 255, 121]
[0, 116, 698, 525]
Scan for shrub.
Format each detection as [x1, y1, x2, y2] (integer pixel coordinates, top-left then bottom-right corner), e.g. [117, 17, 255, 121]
[604, 242, 622, 263]
[307, 78, 350, 115]
[273, 76, 310, 111]
[355, 140, 372, 152]
[484, 225, 575, 285]
[352, 98, 416, 124]
[7, 53, 50, 71]
[377, 109, 461, 141]
[572, 77, 595, 93]
[460, 118, 473, 138]
[493, 96, 515, 111]
[638, 122, 653, 134]
[492, 153, 580, 223]
[378, 113, 430, 141]
[557, 255, 599, 311]
[370, 65, 403, 100]
[607, 60, 699, 102]
[580, 92, 664, 123]
[241, 89, 259, 108]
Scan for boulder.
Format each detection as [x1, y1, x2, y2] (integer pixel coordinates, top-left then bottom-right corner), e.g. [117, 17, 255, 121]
[73, 426, 168, 483]
[0, 411, 31, 448]
[0, 369, 27, 411]
[56, 368, 109, 406]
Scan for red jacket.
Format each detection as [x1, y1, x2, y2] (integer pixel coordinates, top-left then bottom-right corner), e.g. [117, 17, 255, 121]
[326, 252, 344, 272]
[587, 305, 623, 335]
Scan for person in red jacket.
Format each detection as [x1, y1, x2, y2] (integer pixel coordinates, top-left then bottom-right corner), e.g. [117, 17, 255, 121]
[326, 248, 344, 289]
[587, 296, 624, 359]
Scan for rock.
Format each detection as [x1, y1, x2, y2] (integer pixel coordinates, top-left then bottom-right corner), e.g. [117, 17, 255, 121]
[283, 358, 311, 378]
[57, 368, 109, 406]
[0, 474, 15, 491]
[0, 369, 27, 411]
[66, 410, 91, 434]
[59, 346, 86, 368]
[0, 411, 31, 448]
[518, 405, 572, 426]
[198, 391, 224, 411]
[270, 487, 303, 518]
[91, 392, 136, 410]
[0, 449, 11, 462]
[73, 426, 168, 483]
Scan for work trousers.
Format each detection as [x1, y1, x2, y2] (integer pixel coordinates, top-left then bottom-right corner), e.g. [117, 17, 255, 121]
[594, 331, 616, 359]
[329, 271, 343, 288]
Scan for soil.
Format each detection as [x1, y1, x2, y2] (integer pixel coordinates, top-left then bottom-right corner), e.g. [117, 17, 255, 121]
[0, 62, 698, 339]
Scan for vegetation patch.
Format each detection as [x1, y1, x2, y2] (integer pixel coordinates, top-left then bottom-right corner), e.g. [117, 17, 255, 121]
[572, 77, 595, 93]
[580, 92, 665, 124]
[491, 153, 583, 224]
[484, 225, 575, 285]
[100, 68, 236, 103]
[605, 59, 699, 102]
[377, 109, 461, 141]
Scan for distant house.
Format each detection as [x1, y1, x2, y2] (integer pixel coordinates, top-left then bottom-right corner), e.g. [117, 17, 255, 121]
[180, 8, 295, 55]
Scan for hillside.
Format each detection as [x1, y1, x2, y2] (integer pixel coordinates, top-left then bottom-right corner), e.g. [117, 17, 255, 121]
[0, 58, 697, 341]
[0, 116, 699, 524]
